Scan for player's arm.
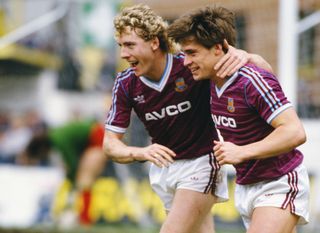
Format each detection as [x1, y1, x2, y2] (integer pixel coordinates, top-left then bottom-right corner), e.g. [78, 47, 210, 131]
[214, 40, 273, 78]
[241, 107, 306, 160]
[248, 53, 273, 72]
[214, 108, 306, 165]
[103, 129, 176, 167]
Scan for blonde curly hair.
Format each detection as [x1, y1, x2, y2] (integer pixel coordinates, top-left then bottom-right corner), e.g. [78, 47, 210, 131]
[114, 4, 177, 53]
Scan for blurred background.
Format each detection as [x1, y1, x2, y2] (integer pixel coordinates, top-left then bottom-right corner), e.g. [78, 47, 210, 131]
[0, 0, 319, 233]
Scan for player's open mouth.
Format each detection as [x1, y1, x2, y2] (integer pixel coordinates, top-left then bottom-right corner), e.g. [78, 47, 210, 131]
[190, 67, 199, 74]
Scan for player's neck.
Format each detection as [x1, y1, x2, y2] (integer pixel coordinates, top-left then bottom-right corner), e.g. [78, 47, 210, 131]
[145, 51, 167, 82]
[211, 75, 228, 89]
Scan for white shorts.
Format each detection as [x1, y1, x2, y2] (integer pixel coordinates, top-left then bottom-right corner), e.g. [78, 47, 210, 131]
[149, 153, 229, 211]
[235, 164, 310, 229]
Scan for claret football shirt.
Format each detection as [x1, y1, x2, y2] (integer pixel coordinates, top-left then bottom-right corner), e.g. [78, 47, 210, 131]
[210, 64, 303, 184]
[106, 53, 218, 160]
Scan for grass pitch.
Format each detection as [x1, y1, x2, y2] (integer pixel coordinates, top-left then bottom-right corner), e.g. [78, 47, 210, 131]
[0, 224, 245, 233]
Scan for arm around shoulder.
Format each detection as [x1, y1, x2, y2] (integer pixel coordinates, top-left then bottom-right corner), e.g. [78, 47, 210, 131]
[248, 53, 273, 73]
[213, 42, 273, 78]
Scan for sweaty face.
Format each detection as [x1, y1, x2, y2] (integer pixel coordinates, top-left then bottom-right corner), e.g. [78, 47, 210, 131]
[181, 39, 219, 81]
[116, 28, 156, 77]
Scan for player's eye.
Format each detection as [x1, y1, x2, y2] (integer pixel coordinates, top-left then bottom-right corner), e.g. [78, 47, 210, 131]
[125, 43, 135, 48]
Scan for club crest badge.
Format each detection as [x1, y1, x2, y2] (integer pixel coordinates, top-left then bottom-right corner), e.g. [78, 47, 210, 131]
[227, 97, 235, 112]
[175, 77, 188, 92]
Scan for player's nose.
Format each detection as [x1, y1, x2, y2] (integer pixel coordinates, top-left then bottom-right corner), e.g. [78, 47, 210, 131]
[120, 47, 130, 59]
[183, 56, 192, 67]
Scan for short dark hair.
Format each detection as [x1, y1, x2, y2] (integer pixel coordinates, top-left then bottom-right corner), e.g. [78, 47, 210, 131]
[168, 6, 236, 49]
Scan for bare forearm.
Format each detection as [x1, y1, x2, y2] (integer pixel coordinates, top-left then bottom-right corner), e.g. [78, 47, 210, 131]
[213, 44, 274, 78]
[103, 136, 141, 163]
[104, 132, 176, 167]
[242, 124, 306, 161]
[249, 54, 273, 73]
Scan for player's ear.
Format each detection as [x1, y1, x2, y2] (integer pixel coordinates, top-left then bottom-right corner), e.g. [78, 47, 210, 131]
[222, 39, 229, 53]
[213, 44, 224, 55]
[150, 37, 160, 51]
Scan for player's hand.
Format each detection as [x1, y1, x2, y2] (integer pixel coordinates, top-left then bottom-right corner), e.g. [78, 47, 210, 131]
[213, 140, 244, 165]
[140, 143, 176, 168]
[214, 39, 249, 78]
